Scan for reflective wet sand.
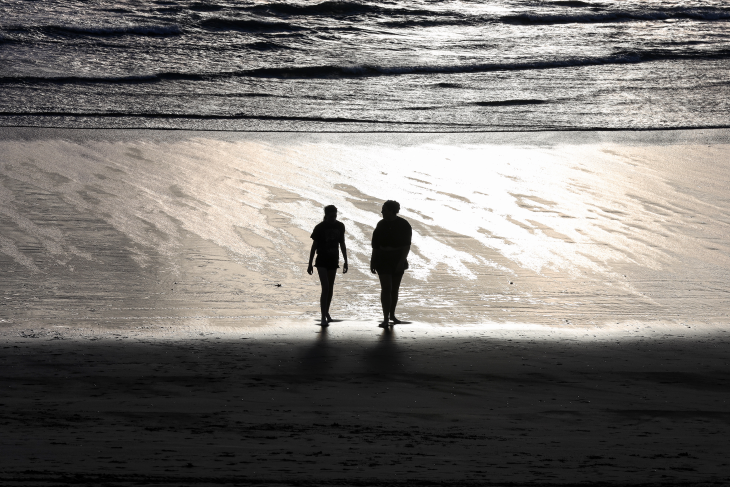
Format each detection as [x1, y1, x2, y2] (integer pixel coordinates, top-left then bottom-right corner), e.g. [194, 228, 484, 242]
[1, 128, 729, 330]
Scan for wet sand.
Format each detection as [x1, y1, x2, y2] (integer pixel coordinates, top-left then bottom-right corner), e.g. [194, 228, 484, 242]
[1, 128, 730, 328]
[1, 127, 730, 485]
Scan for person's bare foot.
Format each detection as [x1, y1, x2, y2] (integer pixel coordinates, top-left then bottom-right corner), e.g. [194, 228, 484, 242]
[326, 313, 333, 323]
[389, 316, 404, 324]
[320, 318, 329, 327]
[378, 321, 390, 328]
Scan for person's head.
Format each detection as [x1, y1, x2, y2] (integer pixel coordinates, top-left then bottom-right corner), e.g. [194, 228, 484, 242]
[323, 204, 338, 221]
[381, 200, 400, 220]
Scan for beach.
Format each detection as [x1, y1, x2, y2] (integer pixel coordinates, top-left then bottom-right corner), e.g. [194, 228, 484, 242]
[3, 0, 730, 483]
[1, 127, 730, 485]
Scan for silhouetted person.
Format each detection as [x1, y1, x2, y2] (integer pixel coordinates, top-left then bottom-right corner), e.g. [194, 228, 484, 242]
[370, 200, 412, 327]
[308, 205, 348, 327]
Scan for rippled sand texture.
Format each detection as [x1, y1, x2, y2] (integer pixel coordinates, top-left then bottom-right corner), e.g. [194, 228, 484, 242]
[0, 128, 729, 330]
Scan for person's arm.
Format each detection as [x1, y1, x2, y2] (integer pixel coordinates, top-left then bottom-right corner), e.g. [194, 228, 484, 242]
[370, 223, 379, 274]
[338, 224, 348, 274]
[370, 223, 380, 274]
[396, 244, 410, 272]
[340, 239, 348, 273]
[395, 221, 412, 271]
[307, 241, 317, 275]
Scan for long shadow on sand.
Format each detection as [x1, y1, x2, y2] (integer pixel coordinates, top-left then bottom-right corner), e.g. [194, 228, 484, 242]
[363, 326, 405, 376]
[296, 326, 405, 378]
[298, 327, 334, 378]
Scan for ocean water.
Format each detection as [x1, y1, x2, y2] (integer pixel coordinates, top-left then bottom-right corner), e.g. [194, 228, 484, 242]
[1, 0, 729, 131]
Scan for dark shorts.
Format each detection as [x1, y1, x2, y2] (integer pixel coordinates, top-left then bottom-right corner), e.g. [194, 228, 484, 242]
[373, 249, 408, 275]
[314, 254, 339, 270]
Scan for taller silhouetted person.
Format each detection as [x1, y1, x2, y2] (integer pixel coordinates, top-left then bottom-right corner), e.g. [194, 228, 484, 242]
[370, 200, 412, 327]
[308, 205, 348, 327]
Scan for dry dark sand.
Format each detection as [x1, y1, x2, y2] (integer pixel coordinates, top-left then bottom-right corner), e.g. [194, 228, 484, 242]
[1, 128, 730, 485]
[1, 326, 729, 486]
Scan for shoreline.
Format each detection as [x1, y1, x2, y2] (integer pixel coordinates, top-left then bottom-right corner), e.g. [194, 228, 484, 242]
[4, 124, 730, 134]
[2, 125, 730, 146]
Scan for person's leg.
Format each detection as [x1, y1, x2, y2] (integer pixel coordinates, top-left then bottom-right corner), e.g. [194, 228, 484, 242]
[377, 273, 392, 326]
[389, 270, 405, 323]
[325, 268, 337, 321]
[316, 267, 331, 326]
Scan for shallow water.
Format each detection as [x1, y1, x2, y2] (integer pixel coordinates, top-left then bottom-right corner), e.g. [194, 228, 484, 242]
[1, 0, 729, 130]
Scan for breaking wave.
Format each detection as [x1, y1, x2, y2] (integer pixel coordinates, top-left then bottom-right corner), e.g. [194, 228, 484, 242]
[0, 110, 438, 125]
[5, 23, 183, 37]
[500, 7, 730, 25]
[244, 1, 445, 18]
[1, 48, 730, 85]
[238, 2, 730, 27]
[198, 17, 307, 32]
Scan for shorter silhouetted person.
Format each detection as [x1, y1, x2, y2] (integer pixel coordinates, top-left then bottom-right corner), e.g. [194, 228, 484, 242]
[308, 205, 348, 327]
[370, 200, 412, 327]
